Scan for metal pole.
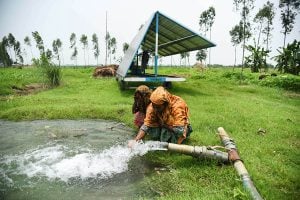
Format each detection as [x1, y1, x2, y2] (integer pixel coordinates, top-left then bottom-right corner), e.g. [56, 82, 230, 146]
[217, 127, 263, 200]
[154, 12, 159, 77]
[105, 11, 108, 66]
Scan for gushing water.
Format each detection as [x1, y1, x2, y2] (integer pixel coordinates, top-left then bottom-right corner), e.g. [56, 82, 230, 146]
[0, 120, 166, 199]
[1, 141, 165, 183]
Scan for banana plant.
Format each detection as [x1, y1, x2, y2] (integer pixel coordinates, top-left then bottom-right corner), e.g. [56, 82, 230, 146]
[245, 42, 270, 72]
[273, 40, 300, 75]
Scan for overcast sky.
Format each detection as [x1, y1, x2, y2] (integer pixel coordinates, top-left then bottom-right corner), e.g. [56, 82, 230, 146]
[0, 0, 299, 66]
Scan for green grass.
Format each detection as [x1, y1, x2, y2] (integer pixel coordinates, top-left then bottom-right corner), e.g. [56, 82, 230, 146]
[0, 66, 299, 199]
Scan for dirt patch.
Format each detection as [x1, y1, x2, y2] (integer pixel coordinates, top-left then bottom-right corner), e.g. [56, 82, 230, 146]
[12, 83, 47, 95]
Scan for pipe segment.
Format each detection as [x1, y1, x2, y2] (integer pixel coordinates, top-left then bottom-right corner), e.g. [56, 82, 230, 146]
[218, 127, 263, 200]
[157, 142, 229, 163]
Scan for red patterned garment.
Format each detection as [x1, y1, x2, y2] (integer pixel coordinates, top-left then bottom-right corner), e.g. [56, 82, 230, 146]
[134, 111, 145, 128]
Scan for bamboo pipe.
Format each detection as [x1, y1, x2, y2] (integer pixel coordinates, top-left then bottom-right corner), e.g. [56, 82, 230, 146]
[217, 127, 263, 200]
[157, 142, 229, 163]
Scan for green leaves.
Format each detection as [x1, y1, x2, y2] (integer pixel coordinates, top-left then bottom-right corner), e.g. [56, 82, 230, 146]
[92, 33, 100, 64]
[245, 43, 270, 72]
[32, 31, 45, 55]
[279, 0, 300, 47]
[273, 40, 300, 75]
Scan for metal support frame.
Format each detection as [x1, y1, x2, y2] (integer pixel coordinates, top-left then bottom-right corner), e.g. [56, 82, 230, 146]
[154, 12, 159, 77]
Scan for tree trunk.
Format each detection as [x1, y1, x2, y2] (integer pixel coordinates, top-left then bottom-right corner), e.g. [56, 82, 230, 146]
[83, 49, 86, 66]
[283, 4, 290, 48]
[209, 28, 212, 66]
[257, 22, 263, 48]
[233, 45, 237, 71]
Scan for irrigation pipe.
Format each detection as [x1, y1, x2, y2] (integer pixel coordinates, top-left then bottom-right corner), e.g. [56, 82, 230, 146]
[157, 142, 229, 163]
[217, 127, 263, 200]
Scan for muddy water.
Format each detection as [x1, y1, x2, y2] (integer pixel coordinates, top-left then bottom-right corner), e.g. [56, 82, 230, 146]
[0, 120, 162, 200]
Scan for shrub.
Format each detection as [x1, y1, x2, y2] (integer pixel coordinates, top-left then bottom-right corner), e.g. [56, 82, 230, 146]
[33, 53, 61, 87]
[258, 75, 300, 92]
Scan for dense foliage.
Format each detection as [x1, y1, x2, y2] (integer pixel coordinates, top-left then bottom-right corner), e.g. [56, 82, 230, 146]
[32, 54, 61, 87]
[273, 40, 300, 75]
[245, 43, 270, 72]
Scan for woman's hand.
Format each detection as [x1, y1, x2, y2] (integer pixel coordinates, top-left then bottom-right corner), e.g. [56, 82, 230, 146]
[128, 140, 137, 148]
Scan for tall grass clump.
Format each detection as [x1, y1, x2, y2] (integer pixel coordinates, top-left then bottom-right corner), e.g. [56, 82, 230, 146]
[33, 54, 61, 87]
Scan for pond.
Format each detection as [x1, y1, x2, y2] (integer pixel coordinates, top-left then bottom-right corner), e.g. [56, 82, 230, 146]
[0, 120, 163, 200]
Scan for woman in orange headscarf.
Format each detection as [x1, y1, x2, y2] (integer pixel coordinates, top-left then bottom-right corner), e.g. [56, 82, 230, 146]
[131, 86, 192, 144]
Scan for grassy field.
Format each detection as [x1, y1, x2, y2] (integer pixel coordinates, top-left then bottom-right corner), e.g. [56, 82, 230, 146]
[0, 66, 299, 199]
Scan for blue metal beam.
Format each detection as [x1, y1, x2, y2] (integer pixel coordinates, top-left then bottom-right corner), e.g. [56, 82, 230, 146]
[154, 12, 159, 77]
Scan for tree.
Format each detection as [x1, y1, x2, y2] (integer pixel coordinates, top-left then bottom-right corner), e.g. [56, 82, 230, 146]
[56, 39, 63, 65]
[229, 22, 244, 70]
[80, 34, 88, 66]
[52, 39, 61, 66]
[196, 50, 207, 64]
[92, 33, 100, 65]
[199, 7, 215, 65]
[7, 33, 16, 62]
[46, 49, 53, 60]
[71, 47, 78, 66]
[123, 42, 129, 54]
[14, 41, 23, 65]
[180, 52, 186, 66]
[233, 0, 254, 72]
[254, 1, 275, 50]
[273, 40, 300, 75]
[70, 33, 77, 66]
[32, 31, 45, 55]
[24, 36, 33, 62]
[279, 0, 300, 48]
[109, 37, 117, 64]
[245, 42, 270, 72]
[0, 37, 12, 66]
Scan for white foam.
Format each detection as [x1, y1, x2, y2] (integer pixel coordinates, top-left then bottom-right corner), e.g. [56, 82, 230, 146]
[0, 141, 164, 182]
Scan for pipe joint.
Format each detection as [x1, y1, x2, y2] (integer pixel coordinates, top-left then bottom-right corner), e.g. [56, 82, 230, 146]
[228, 149, 241, 163]
[223, 138, 237, 149]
